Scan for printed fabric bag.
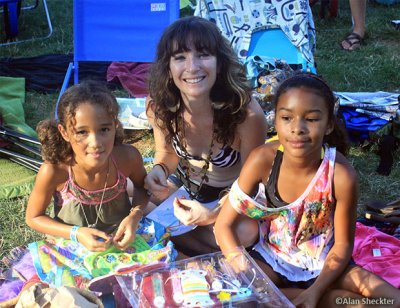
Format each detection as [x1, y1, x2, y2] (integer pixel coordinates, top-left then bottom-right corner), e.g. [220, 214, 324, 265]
[28, 217, 176, 290]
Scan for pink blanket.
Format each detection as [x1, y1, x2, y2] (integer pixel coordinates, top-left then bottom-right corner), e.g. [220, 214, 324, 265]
[107, 62, 151, 97]
[352, 222, 400, 288]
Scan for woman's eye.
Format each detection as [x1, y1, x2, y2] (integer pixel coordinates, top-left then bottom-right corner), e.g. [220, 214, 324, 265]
[101, 127, 110, 132]
[172, 55, 185, 61]
[281, 116, 291, 121]
[76, 130, 86, 135]
[199, 52, 210, 58]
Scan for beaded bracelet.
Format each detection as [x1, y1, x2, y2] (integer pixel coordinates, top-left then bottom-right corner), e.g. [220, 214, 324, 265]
[154, 162, 170, 177]
[70, 225, 80, 242]
[226, 251, 243, 262]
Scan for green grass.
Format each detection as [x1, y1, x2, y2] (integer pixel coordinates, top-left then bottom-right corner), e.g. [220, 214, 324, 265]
[1, 1, 400, 260]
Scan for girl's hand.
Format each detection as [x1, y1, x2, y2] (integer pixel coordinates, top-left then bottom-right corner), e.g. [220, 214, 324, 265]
[77, 227, 112, 252]
[144, 166, 169, 200]
[292, 286, 321, 308]
[173, 198, 214, 226]
[112, 212, 141, 250]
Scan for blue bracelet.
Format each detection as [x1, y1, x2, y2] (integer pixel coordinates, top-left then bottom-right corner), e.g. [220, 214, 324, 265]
[70, 225, 80, 242]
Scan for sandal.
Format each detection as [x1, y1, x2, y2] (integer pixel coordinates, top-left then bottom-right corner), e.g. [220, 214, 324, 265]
[366, 198, 400, 215]
[340, 32, 364, 51]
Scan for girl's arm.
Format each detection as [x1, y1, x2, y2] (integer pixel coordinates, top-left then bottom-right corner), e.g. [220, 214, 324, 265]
[113, 144, 149, 250]
[215, 145, 271, 266]
[26, 163, 113, 251]
[237, 98, 268, 164]
[26, 163, 73, 238]
[293, 154, 359, 306]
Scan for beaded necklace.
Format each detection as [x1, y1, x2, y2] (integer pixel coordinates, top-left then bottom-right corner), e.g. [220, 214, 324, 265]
[75, 159, 110, 228]
[177, 113, 214, 200]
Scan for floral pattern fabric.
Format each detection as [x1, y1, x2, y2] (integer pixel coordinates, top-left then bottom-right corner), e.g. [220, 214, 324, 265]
[229, 146, 336, 281]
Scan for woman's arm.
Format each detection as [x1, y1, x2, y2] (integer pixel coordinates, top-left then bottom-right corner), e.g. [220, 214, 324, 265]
[145, 97, 180, 198]
[293, 154, 359, 306]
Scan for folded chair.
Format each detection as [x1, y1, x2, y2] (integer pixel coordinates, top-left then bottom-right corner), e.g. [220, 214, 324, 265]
[0, 0, 52, 46]
[56, 0, 180, 118]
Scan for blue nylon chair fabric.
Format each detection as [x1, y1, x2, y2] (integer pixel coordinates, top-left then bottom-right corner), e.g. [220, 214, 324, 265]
[73, 0, 180, 64]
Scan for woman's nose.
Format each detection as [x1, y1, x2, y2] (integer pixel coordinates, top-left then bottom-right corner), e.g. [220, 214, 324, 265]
[185, 56, 199, 72]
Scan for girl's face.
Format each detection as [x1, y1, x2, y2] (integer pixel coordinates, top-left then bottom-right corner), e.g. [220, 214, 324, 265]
[274, 87, 333, 158]
[59, 102, 116, 169]
[169, 43, 217, 102]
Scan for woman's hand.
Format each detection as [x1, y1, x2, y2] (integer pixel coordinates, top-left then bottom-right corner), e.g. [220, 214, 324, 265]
[112, 211, 142, 250]
[76, 227, 112, 252]
[144, 165, 170, 200]
[173, 198, 215, 226]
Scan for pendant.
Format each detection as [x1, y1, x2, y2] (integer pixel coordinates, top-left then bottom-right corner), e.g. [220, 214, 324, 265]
[88, 224, 96, 228]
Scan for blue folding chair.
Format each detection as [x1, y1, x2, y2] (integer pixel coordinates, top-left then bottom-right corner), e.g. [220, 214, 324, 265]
[56, 0, 180, 116]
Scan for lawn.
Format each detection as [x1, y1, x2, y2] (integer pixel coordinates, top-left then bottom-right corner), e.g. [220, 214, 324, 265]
[0, 0, 399, 260]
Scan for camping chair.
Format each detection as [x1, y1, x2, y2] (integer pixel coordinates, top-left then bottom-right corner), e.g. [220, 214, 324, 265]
[0, 0, 52, 46]
[55, 0, 180, 119]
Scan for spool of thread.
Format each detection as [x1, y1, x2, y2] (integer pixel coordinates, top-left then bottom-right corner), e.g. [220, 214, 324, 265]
[202, 261, 223, 291]
[169, 268, 184, 304]
[151, 272, 165, 308]
[218, 258, 241, 288]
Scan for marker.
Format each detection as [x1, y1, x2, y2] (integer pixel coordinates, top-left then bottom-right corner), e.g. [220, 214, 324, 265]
[169, 268, 184, 304]
[151, 272, 165, 308]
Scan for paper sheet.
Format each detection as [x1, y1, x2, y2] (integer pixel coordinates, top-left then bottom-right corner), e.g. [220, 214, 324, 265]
[146, 186, 219, 236]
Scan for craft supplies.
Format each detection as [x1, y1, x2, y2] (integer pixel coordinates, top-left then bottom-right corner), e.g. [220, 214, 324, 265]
[169, 268, 184, 304]
[122, 248, 295, 307]
[151, 272, 166, 308]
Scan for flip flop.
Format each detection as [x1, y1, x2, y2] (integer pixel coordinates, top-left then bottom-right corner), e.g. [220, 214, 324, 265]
[340, 32, 364, 51]
[366, 199, 400, 215]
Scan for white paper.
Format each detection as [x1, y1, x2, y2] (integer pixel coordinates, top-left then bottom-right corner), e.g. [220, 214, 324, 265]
[117, 97, 152, 130]
[146, 186, 219, 236]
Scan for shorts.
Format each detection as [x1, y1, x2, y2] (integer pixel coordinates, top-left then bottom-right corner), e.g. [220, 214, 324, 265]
[168, 173, 229, 203]
[248, 249, 356, 289]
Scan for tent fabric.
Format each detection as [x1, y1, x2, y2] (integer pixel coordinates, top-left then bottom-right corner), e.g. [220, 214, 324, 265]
[0, 54, 113, 93]
[0, 158, 36, 200]
[195, 0, 316, 65]
[0, 76, 36, 137]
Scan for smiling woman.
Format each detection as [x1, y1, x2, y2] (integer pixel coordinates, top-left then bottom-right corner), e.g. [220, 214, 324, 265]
[143, 16, 268, 256]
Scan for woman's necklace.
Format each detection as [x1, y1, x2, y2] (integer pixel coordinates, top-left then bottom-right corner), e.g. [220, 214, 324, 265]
[178, 114, 214, 200]
[78, 159, 110, 229]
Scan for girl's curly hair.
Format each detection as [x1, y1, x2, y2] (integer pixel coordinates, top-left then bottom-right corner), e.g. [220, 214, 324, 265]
[37, 80, 124, 164]
[273, 73, 349, 155]
[148, 16, 252, 145]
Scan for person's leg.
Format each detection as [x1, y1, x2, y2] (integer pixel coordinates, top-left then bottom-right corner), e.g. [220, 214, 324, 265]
[172, 215, 259, 256]
[341, 0, 367, 50]
[349, 0, 366, 38]
[322, 265, 400, 306]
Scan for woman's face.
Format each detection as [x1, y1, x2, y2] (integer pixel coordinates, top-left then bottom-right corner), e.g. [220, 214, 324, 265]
[169, 43, 217, 102]
[59, 102, 116, 169]
[274, 87, 333, 159]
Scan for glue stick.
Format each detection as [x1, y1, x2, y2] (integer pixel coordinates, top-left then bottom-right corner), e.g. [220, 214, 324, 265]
[169, 268, 184, 304]
[151, 272, 165, 308]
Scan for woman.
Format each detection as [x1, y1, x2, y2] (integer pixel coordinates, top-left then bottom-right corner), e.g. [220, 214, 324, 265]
[144, 16, 268, 255]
